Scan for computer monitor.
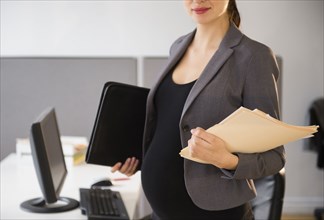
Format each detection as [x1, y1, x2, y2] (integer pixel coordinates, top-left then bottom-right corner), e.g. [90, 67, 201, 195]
[20, 108, 79, 213]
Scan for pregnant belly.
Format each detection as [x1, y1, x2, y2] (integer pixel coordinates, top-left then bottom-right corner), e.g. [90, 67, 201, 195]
[141, 138, 191, 217]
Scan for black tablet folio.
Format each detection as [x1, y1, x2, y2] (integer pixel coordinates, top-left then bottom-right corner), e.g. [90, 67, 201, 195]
[86, 82, 149, 168]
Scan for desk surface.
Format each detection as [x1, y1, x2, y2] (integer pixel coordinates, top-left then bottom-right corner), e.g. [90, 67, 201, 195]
[0, 153, 151, 219]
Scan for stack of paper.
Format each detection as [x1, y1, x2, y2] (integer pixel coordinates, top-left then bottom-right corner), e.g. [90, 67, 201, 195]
[180, 107, 319, 164]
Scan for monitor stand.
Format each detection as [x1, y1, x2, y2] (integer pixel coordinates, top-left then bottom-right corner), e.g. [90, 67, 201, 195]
[20, 197, 79, 213]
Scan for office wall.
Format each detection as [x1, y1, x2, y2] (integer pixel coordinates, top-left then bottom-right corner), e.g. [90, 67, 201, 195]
[1, 0, 323, 215]
[0, 1, 194, 57]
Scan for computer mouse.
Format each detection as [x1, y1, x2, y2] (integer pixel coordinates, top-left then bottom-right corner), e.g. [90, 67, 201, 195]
[91, 179, 113, 188]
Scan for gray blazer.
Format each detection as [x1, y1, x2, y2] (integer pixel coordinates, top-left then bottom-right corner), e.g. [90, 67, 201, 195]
[142, 23, 286, 211]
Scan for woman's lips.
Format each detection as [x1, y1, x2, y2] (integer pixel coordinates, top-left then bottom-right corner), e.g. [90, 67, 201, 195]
[192, 7, 210, 15]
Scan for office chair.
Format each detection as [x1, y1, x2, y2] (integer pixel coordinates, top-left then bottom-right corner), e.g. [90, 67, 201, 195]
[251, 168, 286, 220]
[268, 168, 286, 220]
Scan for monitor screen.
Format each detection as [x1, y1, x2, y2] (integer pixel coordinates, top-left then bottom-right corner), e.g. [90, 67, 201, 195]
[20, 108, 79, 213]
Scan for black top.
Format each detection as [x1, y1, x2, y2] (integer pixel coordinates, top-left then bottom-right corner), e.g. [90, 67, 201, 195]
[141, 73, 250, 219]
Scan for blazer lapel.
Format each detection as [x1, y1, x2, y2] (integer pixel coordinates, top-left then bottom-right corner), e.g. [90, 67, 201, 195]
[181, 23, 243, 117]
[182, 48, 233, 115]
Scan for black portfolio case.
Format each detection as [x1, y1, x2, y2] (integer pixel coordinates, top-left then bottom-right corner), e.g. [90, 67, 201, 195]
[86, 81, 149, 168]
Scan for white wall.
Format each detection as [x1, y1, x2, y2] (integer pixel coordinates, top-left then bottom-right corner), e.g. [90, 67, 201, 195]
[1, 0, 323, 215]
[0, 1, 194, 56]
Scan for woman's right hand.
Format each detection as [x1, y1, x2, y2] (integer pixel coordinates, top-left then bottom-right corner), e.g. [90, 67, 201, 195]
[111, 157, 139, 177]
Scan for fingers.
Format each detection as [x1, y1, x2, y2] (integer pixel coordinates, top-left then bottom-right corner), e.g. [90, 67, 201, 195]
[111, 162, 122, 173]
[119, 157, 139, 177]
[188, 127, 234, 168]
[188, 127, 223, 158]
[190, 127, 215, 144]
[110, 157, 139, 176]
[127, 158, 139, 176]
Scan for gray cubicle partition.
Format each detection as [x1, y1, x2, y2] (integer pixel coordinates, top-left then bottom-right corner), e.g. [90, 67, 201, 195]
[0, 57, 137, 160]
[142, 57, 168, 88]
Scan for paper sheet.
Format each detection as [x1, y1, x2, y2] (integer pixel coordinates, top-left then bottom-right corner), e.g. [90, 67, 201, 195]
[179, 107, 318, 164]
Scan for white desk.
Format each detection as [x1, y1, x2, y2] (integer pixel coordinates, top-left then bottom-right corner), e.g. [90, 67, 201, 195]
[0, 153, 152, 219]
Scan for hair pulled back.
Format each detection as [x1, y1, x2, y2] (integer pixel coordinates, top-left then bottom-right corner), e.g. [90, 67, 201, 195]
[228, 0, 241, 28]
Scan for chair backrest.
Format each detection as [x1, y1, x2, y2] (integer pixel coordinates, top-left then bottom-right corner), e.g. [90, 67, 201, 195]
[268, 168, 286, 220]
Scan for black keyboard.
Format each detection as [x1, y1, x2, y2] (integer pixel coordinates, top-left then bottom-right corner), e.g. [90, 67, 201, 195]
[79, 188, 129, 220]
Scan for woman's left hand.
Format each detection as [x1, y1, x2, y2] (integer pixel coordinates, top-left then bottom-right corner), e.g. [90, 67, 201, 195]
[188, 127, 238, 170]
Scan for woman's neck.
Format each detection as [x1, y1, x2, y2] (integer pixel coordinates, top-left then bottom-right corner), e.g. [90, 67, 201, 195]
[192, 19, 230, 52]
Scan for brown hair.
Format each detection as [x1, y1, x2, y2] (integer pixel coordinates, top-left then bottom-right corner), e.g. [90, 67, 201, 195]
[228, 0, 241, 28]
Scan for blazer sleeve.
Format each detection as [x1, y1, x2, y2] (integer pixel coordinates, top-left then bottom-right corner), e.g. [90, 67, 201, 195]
[227, 45, 286, 180]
